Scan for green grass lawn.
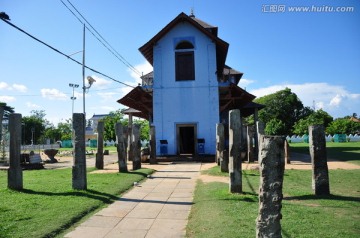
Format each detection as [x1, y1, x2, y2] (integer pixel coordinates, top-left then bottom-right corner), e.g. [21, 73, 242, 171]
[0, 168, 153, 238]
[187, 167, 360, 238]
[290, 141, 360, 165]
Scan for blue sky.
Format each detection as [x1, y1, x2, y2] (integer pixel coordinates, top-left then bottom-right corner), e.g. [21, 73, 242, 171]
[1, 0, 359, 125]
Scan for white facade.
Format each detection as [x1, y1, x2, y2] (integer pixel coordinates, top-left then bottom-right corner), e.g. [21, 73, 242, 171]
[153, 22, 219, 155]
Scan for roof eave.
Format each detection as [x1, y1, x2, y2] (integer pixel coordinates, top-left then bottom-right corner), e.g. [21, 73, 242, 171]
[139, 12, 229, 69]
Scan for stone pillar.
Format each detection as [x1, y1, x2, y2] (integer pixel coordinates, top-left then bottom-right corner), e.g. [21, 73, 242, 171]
[229, 109, 242, 193]
[216, 123, 227, 171]
[127, 114, 133, 161]
[123, 127, 128, 162]
[309, 125, 330, 195]
[247, 126, 254, 163]
[8, 113, 23, 190]
[256, 135, 285, 238]
[115, 123, 128, 172]
[95, 121, 104, 169]
[216, 123, 223, 166]
[222, 150, 229, 173]
[72, 113, 87, 190]
[256, 121, 265, 137]
[132, 124, 141, 170]
[284, 139, 291, 164]
[149, 126, 157, 164]
[256, 121, 265, 160]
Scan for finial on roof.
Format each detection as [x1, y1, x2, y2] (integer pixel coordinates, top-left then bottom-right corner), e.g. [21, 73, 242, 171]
[189, 8, 195, 18]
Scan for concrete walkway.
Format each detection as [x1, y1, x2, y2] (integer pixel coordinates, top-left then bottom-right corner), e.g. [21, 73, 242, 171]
[65, 162, 201, 238]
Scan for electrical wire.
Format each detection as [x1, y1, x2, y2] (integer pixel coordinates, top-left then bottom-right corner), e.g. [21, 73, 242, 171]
[60, 0, 142, 76]
[0, 18, 135, 88]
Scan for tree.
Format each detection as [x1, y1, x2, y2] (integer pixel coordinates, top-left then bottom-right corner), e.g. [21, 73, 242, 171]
[134, 119, 150, 141]
[22, 116, 45, 144]
[265, 118, 287, 135]
[254, 88, 312, 135]
[102, 110, 126, 141]
[102, 110, 150, 142]
[44, 126, 62, 143]
[293, 109, 333, 135]
[57, 120, 72, 140]
[21, 110, 52, 144]
[326, 118, 360, 135]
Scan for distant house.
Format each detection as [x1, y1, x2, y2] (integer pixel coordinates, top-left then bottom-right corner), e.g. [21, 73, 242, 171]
[86, 114, 109, 141]
[118, 12, 261, 156]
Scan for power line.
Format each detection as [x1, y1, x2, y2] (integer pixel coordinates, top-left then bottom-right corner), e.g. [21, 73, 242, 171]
[0, 18, 135, 88]
[60, 0, 142, 76]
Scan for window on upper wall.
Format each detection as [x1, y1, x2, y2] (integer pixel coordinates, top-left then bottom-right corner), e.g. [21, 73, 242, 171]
[175, 41, 195, 81]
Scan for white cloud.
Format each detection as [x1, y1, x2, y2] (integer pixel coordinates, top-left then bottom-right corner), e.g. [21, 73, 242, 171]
[97, 92, 116, 102]
[0, 82, 27, 92]
[100, 105, 116, 111]
[0, 82, 9, 90]
[329, 94, 342, 107]
[238, 78, 255, 89]
[41, 88, 67, 100]
[128, 61, 153, 85]
[88, 75, 112, 89]
[249, 82, 360, 118]
[12, 84, 27, 93]
[26, 102, 40, 109]
[0, 96, 16, 102]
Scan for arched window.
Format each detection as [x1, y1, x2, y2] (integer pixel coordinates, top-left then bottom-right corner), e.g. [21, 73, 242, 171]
[175, 41, 194, 50]
[175, 41, 195, 81]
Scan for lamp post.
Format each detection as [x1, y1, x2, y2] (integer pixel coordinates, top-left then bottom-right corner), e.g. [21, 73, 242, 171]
[69, 83, 79, 116]
[81, 24, 96, 122]
[82, 24, 86, 116]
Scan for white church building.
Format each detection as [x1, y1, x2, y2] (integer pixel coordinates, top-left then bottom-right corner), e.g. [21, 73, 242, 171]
[118, 12, 260, 157]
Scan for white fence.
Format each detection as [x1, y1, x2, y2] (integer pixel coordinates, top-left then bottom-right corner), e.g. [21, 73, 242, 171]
[85, 140, 149, 147]
[286, 134, 360, 143]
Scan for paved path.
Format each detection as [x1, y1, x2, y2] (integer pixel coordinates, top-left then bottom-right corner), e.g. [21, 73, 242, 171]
[65, 162, 201, 238]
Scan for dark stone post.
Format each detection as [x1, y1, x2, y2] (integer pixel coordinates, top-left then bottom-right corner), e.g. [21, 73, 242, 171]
[95, 121, 104, 169]
[256, 121, 265, 137]
[256, 121, 265, 160]
[216, 123, 227, 172]
[72, 113, 87, 190]
[256, 135, 285, 238]
[229, 109, 242, 193]
[284, 139, 291, 164]
[115, 123, 128, 172]
[127, 114, 133, 161]
[309, 125, 330, 195]
[247, 126, 254, 163]
[132, 124, 141, 170]
[253, 108, 259, 160]
[216, 123, 222, 166]
[8, 113, 23, 190]
[149, 126, 157, 164]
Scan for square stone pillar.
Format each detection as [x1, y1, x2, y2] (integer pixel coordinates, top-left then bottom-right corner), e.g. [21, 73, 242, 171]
[8, 113, 23, 190]
[115, 123, 128, 172]
[95, 121, 104, 169]
[229, 109, 242, 193]
[72, 113, 87, 190]
[149, 126, 157, 164]
[132, 124, 141, 170]
[309, 125, 330, 195]
[256, 135, 285, 238]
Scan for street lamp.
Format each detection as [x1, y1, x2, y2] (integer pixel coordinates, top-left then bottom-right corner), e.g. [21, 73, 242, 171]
[69, 83, 79, 116]
[80, 24, 96, 118]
